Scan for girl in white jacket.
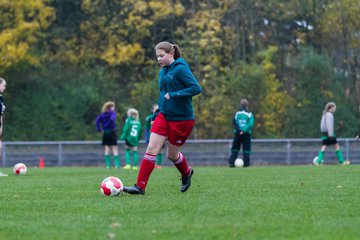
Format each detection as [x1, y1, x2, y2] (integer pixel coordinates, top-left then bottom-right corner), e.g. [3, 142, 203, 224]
[314, 102, 350, 165]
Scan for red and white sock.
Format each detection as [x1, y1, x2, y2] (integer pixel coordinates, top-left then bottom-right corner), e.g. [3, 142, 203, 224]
[173, 152, 191, 176]
[136, 153, 156, 190]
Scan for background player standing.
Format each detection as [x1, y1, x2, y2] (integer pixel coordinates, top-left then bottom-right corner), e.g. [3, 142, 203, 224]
[228, 99, 254, 168]
[120, 108, 142, 170]
[95, 101, 120, 169]
[314, 102, 350, 165]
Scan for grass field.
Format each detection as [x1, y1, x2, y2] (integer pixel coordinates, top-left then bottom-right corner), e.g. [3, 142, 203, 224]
[0, 165, 359, 240]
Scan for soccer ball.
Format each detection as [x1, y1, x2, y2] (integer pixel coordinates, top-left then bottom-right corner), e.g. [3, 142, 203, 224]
[234, 158, 244, 167]
[100, 176, 123, 196]
[13, 163, 27, 175]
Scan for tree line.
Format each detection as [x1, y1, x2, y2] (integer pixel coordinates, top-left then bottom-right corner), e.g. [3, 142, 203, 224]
[0, 0, 359, 140]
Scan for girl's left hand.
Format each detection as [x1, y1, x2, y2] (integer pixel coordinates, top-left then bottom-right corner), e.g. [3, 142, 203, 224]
[165, 93, 170, 99]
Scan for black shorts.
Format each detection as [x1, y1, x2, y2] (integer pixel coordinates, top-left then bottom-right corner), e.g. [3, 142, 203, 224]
[102, 130, 118, 146]
[321, 132, 337, 145]
[322, 137, 337, 146]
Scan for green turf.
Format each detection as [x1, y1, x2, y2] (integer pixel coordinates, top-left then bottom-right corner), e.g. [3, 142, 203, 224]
[0, 165, 359, 240]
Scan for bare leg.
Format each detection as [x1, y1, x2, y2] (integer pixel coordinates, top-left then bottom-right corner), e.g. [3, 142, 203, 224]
[146, 133, 167, 155]
[167, 143, 180, 162]
[111, 145, 119, 155]
[320, 145, 327, 152]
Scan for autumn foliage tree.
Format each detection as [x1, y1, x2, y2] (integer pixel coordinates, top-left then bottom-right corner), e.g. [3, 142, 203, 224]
[0, 0, 359, 140]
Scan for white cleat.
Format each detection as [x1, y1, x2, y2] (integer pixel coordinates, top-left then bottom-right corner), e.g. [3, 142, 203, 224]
[341, 160, 350, 166]
[313, 157, 321, 166]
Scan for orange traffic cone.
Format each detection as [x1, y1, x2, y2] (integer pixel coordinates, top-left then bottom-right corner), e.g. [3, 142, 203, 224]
[39, 157, 45, 169]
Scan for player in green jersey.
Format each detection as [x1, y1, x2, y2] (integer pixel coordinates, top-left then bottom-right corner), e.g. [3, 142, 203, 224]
[228, 99, 254, 168]
[120, 108, 142, 170]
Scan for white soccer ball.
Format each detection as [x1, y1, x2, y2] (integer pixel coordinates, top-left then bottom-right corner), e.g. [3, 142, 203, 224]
[234, 158, 244, 167]
[13, 163, 27, 175]
[100, 176, 123, 196]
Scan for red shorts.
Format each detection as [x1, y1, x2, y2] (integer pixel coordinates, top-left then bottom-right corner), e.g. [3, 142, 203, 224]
[151, 112, 194, 146]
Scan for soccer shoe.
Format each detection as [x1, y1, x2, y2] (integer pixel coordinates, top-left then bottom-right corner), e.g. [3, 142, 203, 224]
[180, 168, 194, 192]
[123, 165, 131, 170]
[155, 165, 162, 169]
[228, 159, 236, 168]
[0, 172, 8, 177]
[132, 166, 139, 170]
[341, 160, 350, 166]
[123, 184, 145, 195]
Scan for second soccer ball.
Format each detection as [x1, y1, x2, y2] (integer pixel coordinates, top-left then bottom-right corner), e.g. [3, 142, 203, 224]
[313, 156, 320, 166]
[13, 163, 27, 175]
[234, 158, 244, 167]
